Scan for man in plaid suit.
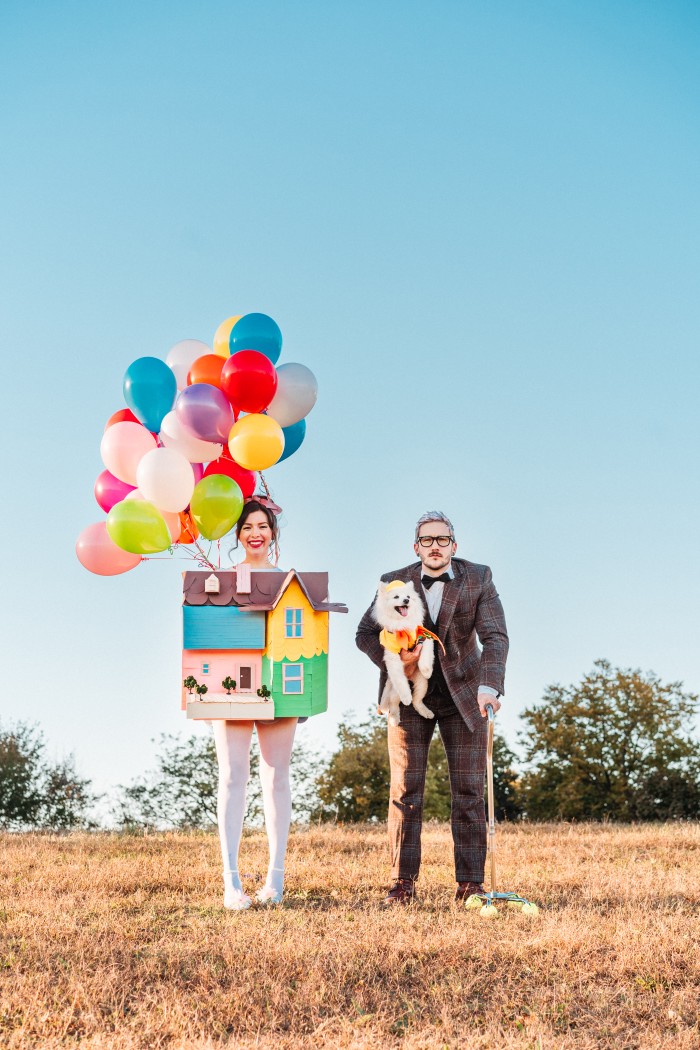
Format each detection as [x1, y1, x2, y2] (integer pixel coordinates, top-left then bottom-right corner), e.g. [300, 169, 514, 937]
[355, 512, 509, 905]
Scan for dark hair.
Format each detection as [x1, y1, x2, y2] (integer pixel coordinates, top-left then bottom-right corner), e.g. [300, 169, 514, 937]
[234, 500, 280, 559]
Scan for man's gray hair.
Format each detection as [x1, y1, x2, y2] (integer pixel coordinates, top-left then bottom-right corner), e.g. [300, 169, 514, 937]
[414, 511, 455, 542]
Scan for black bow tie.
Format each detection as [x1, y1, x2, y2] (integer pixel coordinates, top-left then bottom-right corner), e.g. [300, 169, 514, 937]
[422, 573, 451, 589]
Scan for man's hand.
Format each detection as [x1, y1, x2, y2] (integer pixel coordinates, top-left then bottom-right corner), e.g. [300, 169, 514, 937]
[477, 691, 501, 718]
[400, 647, 421, 672]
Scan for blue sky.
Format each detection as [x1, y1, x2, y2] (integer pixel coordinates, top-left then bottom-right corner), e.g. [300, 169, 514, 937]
[1, 1, 699, 802]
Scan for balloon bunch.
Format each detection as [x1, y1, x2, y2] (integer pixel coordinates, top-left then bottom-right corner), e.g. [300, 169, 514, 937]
[76, 313, 317, 576]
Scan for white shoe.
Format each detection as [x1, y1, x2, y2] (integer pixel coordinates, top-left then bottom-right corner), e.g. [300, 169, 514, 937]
[255, 885, 283, 905]
[224, 887, 252, 911]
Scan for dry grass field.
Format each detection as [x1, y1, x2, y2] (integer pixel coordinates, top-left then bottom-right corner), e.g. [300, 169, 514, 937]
[1, 823, 699, 1049]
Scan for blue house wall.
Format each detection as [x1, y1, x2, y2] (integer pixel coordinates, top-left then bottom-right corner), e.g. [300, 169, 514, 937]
[183, 606, 266, 650]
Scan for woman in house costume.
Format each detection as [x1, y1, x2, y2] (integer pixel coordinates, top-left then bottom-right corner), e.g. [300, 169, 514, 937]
[212, 498, 294, 910]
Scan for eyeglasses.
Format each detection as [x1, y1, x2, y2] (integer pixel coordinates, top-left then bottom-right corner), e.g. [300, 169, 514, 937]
[417, 535, 454, 548]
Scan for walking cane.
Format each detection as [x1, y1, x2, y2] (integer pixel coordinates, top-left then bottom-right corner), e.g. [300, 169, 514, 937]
[463, 704, 540, 918]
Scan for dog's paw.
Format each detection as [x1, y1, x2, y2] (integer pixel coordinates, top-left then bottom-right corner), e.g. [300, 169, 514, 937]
[414, 703, 435, 720]
[399, 693, 413, 706]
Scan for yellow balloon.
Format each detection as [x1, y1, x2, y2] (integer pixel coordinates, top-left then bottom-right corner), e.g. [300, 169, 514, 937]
[228, 414, 284, 471]
[213, 315, 242, 358]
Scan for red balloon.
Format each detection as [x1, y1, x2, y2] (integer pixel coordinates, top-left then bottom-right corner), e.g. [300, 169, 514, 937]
[104, 408, 158, 440]
[203, 456, 256, 497]
[221, 350, 278, 413]
[105, 408, 140, 431]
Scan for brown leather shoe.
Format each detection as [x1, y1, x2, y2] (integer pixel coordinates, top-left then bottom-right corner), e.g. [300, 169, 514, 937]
[455, 881, 485, 901]
[383, 878, 417, 905]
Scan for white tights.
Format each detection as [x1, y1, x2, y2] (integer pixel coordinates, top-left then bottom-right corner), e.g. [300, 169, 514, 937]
[212, 717, 297, 897]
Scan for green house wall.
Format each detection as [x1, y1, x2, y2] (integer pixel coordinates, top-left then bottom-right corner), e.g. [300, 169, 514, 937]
[261, 653, 328, 717]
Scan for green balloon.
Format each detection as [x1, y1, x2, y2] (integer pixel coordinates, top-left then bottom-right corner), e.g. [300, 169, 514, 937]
[190, 475, 244, 540]
[107, 499, 172, 554]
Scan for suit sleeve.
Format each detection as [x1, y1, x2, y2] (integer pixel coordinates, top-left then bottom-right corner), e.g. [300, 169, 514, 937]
[355, 594, 385, 670]
[475, 568, 509, 694]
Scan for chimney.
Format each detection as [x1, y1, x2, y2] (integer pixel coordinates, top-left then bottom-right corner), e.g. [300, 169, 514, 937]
[236, 563, 252, 594]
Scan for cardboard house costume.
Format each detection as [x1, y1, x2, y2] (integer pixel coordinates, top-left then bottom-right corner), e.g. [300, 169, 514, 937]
[182, 566, 347, 720]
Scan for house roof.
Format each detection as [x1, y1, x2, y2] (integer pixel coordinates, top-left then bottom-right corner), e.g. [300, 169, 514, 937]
[182, 570, 348, 614]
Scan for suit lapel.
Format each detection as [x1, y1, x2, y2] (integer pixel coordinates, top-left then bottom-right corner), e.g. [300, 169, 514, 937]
[437, 561, 468, 638]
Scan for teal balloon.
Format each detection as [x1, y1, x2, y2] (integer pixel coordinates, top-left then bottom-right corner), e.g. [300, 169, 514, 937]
[124, 357, 177, 433]
[278, 418, 306, 463]
[106, 500, 172, 554]
[229, 313, 282, 365]
[190, 474, 244, 540]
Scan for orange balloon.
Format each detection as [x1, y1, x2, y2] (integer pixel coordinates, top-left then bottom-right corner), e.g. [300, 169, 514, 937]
[187, 354, 226, 389]
[178, 511, 199, 543]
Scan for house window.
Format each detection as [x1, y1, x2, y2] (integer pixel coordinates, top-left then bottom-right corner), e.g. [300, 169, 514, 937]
[239, 666, 253, 691]
[284, 608, 303, 638]
[282, 663, 304, 694]
[201, 662, 210, 674]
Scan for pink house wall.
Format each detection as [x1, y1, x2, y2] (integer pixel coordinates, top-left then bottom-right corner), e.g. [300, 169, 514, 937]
[181, 650, 262, 710]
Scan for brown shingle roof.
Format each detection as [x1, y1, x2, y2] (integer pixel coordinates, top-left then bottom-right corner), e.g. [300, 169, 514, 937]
[182, 570, 347, 614]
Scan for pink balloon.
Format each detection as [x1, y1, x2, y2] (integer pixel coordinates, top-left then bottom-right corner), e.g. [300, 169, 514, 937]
[76, 522, 142, 576]
[94, 470, 136, 513]
[100, 421, 158, 485]
[192, 462, 205, 483]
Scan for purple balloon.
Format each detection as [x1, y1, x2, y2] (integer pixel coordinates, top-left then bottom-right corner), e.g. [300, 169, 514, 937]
[192, 462, 205, 483]
[175, 384, 233, 444]
[94, 469, 136, 513]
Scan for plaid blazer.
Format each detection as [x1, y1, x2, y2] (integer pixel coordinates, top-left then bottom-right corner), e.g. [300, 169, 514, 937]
[355, 558, 509, 732]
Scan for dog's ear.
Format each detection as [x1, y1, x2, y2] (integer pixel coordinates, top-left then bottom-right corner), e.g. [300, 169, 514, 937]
[377, 581, 388, 594]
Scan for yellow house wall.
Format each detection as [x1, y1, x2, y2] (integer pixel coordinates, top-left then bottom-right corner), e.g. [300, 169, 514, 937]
[266, 578, 329, 660]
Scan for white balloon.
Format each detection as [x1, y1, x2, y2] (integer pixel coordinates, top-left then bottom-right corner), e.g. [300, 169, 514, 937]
[166, 339, 211, 390]
[125, 489, 181, 542]
[100, 422, 158, 486]
[136, 447, 195, 513]
[159, 410, 223, 463]
[266, 363, 318, 427]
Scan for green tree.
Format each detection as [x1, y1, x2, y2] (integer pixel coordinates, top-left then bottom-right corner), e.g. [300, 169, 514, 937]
[113, 732, 325, 829]
[520, 660, 700, 821]
[315, 718, 391, 822]
[314, 715, 521, 822]
[0, 722, 96, 830]
[114, 732, 257, 829]
[490, 733, 522, 821]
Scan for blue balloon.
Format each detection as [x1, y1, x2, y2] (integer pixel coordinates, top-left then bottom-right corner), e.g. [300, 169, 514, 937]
[123, 357, 177, 433]
[229, 313, 282, 365]
[278, 418, 306, 463]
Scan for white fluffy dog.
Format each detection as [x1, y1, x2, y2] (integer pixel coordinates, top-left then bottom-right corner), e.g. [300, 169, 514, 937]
[373, 579, 436, 727]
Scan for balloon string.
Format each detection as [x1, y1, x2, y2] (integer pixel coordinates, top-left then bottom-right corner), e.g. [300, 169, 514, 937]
[258, 471, 271, 499]
[257, 471, 280, 566]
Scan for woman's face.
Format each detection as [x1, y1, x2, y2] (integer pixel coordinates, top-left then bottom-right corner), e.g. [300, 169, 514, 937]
[238, 510, 273, 557]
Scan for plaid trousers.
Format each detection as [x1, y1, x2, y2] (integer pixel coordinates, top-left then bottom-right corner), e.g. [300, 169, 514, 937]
[387, 691, 488, 883]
